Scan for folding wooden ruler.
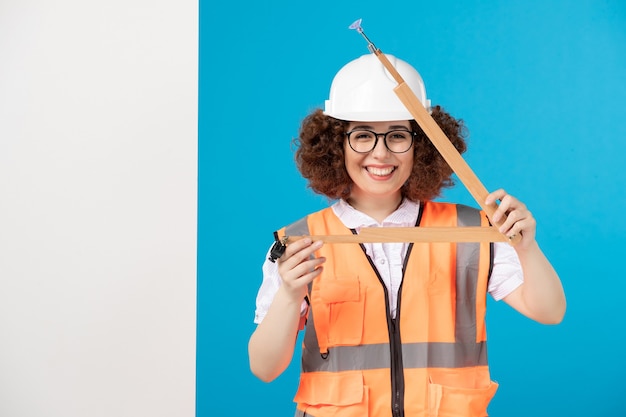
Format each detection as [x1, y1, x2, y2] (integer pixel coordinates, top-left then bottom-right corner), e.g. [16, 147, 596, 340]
[283, 20, 520, 246]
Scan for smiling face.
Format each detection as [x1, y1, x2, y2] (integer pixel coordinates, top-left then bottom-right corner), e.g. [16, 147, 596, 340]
[344, 120, 414, 213]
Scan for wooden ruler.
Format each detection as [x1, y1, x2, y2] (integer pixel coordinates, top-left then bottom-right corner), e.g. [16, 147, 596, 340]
[280, 25, 521, 245]
[284, 226, 507, 244]
[373, 50, 520, 245]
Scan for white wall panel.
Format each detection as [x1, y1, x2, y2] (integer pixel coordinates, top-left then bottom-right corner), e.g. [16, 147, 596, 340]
[0, 1, 197, 416]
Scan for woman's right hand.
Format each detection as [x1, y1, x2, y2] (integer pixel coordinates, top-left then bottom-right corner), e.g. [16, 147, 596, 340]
[249, 238, 325, 382]
[276, 238, 325, 301]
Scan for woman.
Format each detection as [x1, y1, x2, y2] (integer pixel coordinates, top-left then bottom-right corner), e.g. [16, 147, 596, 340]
[249, 53, 566, 417]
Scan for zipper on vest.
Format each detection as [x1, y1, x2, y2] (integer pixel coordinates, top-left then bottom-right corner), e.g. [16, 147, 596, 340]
[392, 240, 413, 417]
[357, 238, 406, 417]
[391, 238, 413, 417]
[390, 316, 404, 417]
[355, 231, 418, 417]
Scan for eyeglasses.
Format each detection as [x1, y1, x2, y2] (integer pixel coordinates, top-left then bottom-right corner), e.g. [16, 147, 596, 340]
[346, 129, 416, 154]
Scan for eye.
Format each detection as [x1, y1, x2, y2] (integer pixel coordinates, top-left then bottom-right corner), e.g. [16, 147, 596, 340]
[387, 130, 411, 141]
[352, 131, 375, 140]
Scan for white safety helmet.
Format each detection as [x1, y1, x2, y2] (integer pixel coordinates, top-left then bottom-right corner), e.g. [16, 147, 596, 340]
[324, 54, 431, 122]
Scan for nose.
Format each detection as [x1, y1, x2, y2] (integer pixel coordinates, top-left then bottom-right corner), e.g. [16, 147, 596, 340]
[371, 133, 390, 158]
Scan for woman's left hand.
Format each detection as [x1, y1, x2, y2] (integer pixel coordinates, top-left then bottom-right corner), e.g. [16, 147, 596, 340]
[486, 188, 536, 250]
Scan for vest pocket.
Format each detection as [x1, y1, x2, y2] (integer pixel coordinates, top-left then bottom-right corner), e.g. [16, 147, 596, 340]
[427, 373, 498, 417]
[294, 371, 369, 416]
[319, 278, 364, 345]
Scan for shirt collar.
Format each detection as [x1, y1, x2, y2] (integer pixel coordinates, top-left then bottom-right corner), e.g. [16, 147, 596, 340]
[331, 198, 421, 229]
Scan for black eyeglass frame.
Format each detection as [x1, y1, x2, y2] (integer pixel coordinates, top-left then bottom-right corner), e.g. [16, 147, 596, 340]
[345, 129, 417, 154]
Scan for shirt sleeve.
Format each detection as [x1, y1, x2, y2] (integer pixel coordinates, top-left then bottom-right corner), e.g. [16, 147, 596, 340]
[488, 241, 524, 301]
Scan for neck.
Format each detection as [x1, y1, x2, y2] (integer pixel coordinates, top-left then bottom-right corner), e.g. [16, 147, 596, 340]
[346, 194, 403, 223]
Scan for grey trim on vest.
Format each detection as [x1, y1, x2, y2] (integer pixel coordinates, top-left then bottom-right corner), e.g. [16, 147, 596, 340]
[285, 218, 315, 289]
[455, 205, 482, 345]
[285, 217, 311, 237]
[301, 341, 486, 372]
[301, 298, 323, 371]
[294, 410, 311, 417]
[456, 204, 481, 228]
[401, 341, 487, 368]
[303, 341, 392, 372]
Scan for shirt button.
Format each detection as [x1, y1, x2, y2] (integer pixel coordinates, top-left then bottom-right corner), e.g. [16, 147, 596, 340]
[379, 259, 386, 265]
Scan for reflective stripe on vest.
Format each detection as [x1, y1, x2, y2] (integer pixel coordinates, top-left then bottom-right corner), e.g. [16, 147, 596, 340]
[277, 202, 496, 417]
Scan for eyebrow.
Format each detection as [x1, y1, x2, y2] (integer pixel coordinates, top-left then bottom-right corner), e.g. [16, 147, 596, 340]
[351, 124, 411, 130]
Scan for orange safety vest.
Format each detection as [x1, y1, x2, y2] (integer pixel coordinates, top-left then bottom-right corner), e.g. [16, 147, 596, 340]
[276, 202, 498, 417]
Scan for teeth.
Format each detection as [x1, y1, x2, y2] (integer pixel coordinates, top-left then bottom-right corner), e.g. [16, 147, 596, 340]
[367, 166, 394, 176]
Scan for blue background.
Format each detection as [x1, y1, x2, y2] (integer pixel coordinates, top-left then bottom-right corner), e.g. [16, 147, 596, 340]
[198, 1, 626, 415]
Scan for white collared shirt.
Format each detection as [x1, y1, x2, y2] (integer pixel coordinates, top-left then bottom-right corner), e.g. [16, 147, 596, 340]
[254, 199, 523, 323]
